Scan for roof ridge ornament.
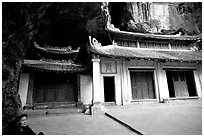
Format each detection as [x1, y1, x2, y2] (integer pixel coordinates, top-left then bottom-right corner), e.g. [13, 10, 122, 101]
[112, 40, 118, 47]
[107, 24, 120, 32]
[67, 59, 74, 65]
[89, 36, 102, 47]
[33, 41, 80, 54]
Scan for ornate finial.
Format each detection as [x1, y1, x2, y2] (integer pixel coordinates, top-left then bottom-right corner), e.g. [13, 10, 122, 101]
[107, 24, 120, 31]
[89, 36, 102, 47]
[67, 59, 74, 64]
[112, 40, 118, 47]
[189, 41, 200, 51]
[92, 55, 100, 59]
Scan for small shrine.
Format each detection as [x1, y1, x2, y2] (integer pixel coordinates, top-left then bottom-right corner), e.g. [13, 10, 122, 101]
[18, 42, 91, 109]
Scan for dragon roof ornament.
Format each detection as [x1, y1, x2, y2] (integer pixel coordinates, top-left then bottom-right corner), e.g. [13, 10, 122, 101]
[89, 36, 102, 47]
[33, 41, 80, 54]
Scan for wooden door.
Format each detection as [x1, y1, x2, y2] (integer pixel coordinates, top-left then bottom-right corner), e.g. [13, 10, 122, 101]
[55, 83, 67, 102]
[172, 71, 189, 97]
[33, 79, 45, 103]
[33, 74, 76, 103]
[44, 80, 55, 102]
[55, 79, 69, 102]
[33, 89, 44, 103]
[66, 80, 75, 102]
[130, 71, 155, 99]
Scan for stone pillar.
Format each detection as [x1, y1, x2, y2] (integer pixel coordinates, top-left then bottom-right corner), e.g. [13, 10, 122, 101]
[120, 60, 126, 105]
[92, 58, 101, 104]
[121, 60, 129, 105]
[153, 70, 160, 102]
[156, 62, 169, 102]
[91, 58, 107, 115]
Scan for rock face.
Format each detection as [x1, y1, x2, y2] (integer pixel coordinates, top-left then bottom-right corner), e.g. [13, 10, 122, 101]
[108, 2, 201, 35]
[168, 3, 201, 35]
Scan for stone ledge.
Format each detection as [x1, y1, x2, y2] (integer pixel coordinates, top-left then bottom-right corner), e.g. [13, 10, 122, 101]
[90, 104, 107, 115]
[105, 112, 143, 135]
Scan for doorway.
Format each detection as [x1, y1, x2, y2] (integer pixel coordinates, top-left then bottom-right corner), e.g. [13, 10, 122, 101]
[166, 70, 197, 98]
[104, 76, 115, 102]
[130, 71, 155, 100]
[33, 73, 77, 103]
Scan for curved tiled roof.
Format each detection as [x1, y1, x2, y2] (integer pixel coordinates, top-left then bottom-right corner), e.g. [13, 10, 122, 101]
[106, 25, 202, 41]
[89, 37, 202, 62]
[33, 42, 80, 55]
[22, 59, 90, 73]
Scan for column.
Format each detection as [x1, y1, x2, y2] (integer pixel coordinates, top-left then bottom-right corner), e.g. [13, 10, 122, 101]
[156, 62, 169, 102]
[92, 58, 101, 104]
[121, 60, 129, 105]
[120, 60, 126, 105]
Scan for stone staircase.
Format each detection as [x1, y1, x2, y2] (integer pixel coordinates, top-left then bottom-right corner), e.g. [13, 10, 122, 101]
[23, 102, 86, 117]
[24, 101, 167, 117]
[24, 107, 84, 117]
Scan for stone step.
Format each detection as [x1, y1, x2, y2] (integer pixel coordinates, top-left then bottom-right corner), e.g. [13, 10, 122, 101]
[24, 102, 79, 110]
[24, 107, 84, 117]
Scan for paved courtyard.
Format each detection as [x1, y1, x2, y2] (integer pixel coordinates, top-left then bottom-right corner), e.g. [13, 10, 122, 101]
[106, 100, 202, 135]
[28, 100, 202, 135]
[29, 114, 137, 135]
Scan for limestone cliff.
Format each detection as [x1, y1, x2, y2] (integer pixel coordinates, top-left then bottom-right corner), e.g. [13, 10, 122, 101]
[107, 2, 201, 35]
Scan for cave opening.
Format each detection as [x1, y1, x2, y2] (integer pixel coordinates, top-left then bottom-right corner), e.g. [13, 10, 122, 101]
[109, 2, 126, 29]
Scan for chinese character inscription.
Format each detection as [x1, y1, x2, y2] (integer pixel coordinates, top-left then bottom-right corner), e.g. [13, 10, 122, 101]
[101, 60, 116, 74]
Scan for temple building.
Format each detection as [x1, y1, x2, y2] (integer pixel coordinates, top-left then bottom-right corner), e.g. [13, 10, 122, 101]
[18, 42, 92, 109]
[88, 2, 202, 106]
[89, 31, 202, 105]
[18, 2, 202, 112]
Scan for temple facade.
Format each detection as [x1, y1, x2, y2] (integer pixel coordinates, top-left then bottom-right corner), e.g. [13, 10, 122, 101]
[89, 2, 202, 106]
[18, 42, 92, 109]
[18, 2, 202, 111]
[89, 32, 202, 105]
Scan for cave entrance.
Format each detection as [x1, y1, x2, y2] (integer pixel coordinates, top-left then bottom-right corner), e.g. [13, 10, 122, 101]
[109, 2, 126, 29]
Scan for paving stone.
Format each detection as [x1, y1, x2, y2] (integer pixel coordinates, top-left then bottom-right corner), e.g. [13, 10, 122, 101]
[28, 114, 137, 135]
[107, 100, 202, 135]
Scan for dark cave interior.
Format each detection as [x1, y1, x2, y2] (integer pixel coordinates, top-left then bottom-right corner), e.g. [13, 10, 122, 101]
[109, 2, 126, 29]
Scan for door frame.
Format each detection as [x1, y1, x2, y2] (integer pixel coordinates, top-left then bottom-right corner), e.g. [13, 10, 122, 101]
[103, 76, 116, 103]
[172, 71, 189, 97]
[129, 69, 156, 101]
[165, 69, 198, 99]
[26, 73, 78, 109]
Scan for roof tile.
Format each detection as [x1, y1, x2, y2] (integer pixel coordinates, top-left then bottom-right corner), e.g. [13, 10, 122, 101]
[90, 45, 202, 62]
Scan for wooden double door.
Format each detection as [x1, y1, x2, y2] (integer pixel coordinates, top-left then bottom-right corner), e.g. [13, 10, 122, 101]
[166, 71, 197, 98]
[172, 71, 188, 97]
[130, 71, 155, 100]
[33, 73, 76, 103]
